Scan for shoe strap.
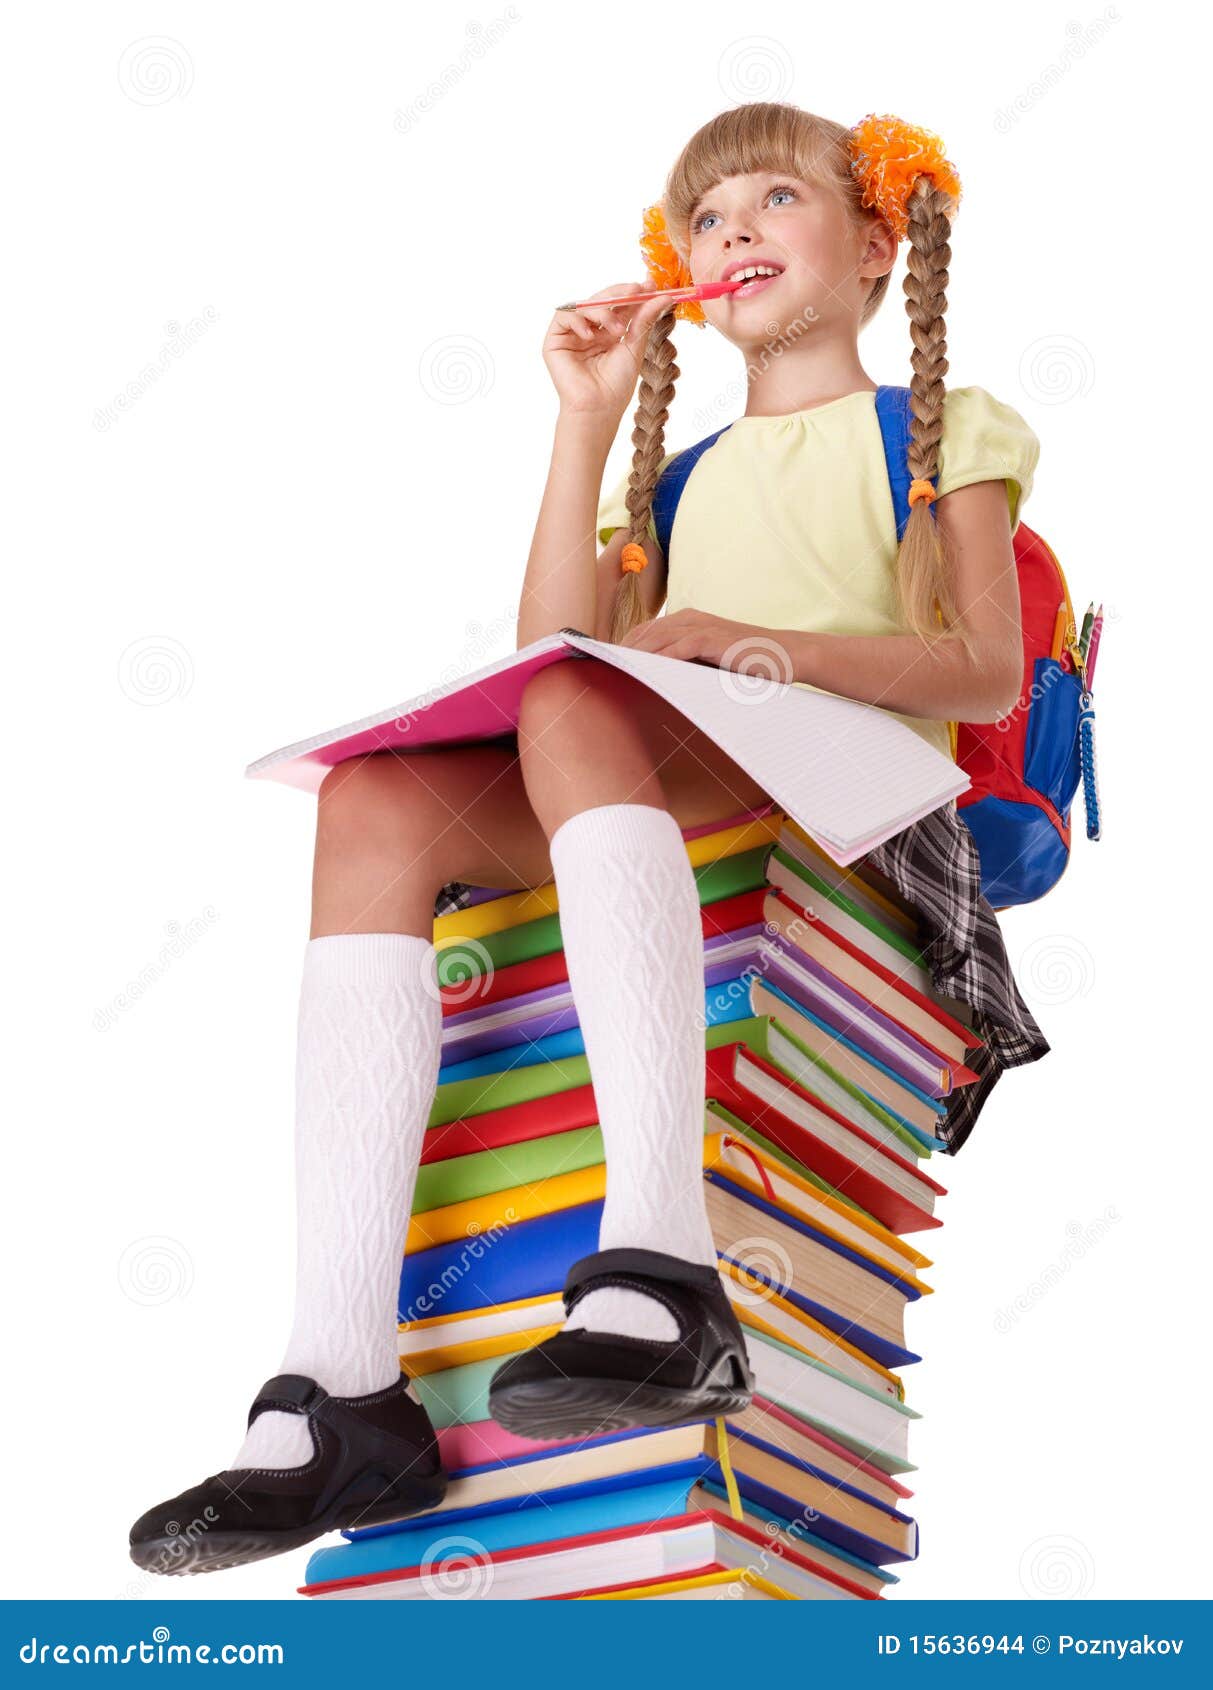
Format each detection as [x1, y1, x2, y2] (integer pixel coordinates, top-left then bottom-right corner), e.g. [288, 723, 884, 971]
[563, 1247, 721, 1301]
[247, 1373, 433, 1516]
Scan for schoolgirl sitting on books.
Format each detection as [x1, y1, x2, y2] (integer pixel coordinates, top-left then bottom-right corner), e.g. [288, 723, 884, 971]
[130, 100, 1048, 1575]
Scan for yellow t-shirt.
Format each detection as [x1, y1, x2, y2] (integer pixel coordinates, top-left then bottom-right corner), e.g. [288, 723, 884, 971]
[595, 385, 1040, 763]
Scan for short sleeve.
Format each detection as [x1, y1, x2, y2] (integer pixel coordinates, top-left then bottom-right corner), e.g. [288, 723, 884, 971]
[596, 450, 678, 547]
[937, 386, 1040, 534]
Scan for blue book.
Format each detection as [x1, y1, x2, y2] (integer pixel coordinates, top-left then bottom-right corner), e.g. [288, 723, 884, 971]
[438, 984, 755, 1082]
[304, 1469, 708, 1585]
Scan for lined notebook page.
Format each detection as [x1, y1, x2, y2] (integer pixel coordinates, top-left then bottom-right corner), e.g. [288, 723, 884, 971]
[245, 631, 967, 861]
[561, 635, 967, 861]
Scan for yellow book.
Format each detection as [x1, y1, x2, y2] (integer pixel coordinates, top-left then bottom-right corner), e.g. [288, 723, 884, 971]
[577, 1568, 794, 1600]
[406, 1130, 931, 1295]
[432, 813, 781, 949]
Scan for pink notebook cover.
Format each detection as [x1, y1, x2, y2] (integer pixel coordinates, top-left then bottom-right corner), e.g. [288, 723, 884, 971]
[245, 631, 967, 864]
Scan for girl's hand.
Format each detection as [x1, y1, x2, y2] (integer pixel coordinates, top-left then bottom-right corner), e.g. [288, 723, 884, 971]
[619, 610, 798, 681]
[543, 284, 674, 420]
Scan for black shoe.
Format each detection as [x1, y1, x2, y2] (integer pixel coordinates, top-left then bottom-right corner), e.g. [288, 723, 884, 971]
[487, 1247, 755, 1440]
[129, 1372, 447, 1576]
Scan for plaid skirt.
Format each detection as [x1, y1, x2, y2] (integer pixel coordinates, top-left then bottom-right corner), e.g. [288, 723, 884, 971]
[434, 797, 1050, 1158]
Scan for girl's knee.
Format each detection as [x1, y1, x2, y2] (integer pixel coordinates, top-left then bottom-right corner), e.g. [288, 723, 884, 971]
[317, 752, 441, 850]
[517, 658, 636, 743]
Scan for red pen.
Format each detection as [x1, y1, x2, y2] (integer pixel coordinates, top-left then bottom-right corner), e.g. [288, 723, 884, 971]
[554, 279, 746, 312]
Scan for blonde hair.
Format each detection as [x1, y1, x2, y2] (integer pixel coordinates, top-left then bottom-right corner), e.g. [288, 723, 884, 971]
[607, 101, 961, 652]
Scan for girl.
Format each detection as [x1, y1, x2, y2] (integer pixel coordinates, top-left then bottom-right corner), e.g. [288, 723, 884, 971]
[129, 100, 1048, 1576]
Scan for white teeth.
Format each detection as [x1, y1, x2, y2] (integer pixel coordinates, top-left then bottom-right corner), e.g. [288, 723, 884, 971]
[733, 265, 781, 283]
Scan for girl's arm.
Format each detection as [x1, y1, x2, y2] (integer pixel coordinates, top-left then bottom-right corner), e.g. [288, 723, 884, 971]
[516, 411, 616, 649]
[618, 479, 1023, 723]
[782, 480, 1024, 721]
[516, 287, 671, 653]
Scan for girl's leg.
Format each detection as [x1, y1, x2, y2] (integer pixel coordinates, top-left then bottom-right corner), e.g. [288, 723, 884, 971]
[512, 659, 772, 1345]
[227, 743, 555, 1471]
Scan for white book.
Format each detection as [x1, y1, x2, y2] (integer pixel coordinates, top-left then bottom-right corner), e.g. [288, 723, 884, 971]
[246, 630, 967, 864]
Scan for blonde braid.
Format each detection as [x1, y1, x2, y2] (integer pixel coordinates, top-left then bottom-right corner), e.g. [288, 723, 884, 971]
[607, 311, 679, 645]
[896, 178, 969, 652]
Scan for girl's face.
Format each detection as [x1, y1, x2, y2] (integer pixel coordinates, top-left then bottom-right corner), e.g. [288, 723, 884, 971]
[686, 170, 893, 342]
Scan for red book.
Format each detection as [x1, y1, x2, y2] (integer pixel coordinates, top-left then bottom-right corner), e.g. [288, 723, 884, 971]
[440, 885, 769, 1016]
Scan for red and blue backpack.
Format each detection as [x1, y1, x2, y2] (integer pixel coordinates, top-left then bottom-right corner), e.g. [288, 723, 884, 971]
[651, 384, 1102, 910]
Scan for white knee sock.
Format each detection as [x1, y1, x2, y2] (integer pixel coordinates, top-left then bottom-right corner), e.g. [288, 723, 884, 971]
[549, 803, 717, 1343]
[229, 932, 442, 1470]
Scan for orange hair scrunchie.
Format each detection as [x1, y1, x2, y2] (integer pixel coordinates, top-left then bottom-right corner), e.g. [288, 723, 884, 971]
[848, 114, 962, 242]
[620, 541, 648, 573]
[908, 478, 938, 507]
[639, 204, 708, 327]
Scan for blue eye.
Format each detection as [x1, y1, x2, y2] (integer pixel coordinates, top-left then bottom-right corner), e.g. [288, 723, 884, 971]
[691, 182, 798, 235]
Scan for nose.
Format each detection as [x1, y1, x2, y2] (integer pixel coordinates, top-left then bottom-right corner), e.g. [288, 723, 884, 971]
[722, 230, 753, 250]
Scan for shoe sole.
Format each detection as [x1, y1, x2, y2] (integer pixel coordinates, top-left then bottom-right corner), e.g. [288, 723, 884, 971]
[488, 1376, 754, 1441]
[129, 1472, 448, 1577]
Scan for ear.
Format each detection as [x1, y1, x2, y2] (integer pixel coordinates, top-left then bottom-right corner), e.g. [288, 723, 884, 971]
[858, 214, 899, 284]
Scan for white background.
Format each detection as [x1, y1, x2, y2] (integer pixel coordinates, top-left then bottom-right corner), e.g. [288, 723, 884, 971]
[3, 0, 1205, 1602]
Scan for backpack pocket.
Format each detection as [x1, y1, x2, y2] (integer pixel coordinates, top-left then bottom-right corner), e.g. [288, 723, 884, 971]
[1023, 657, 1083, 818]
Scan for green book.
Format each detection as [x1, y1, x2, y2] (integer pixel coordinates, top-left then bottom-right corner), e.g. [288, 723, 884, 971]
[429, 1011, 924, 1165]
[767, 842, 926, 968]
[412, 1103, 880, 1227]
[436, 843, 772, 988]
[411, 1356, 501, 1429]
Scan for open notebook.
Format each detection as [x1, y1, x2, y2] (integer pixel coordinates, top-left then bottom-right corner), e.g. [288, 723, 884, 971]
[245, 629, 968, 863]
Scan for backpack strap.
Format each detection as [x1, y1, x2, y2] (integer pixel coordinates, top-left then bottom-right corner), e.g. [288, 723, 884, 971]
[874, 384, 939, 539]
[652, 425, 733, 562]
[875, 385, 956, 759]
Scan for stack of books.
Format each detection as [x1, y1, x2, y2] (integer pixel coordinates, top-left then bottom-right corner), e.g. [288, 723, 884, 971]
[298, 803, 983, 1601]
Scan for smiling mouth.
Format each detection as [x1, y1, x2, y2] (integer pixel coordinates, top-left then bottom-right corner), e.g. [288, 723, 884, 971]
[727, 265, 784, 298]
